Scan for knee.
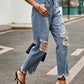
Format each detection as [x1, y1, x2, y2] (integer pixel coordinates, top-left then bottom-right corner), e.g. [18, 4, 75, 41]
[40, 39, 48, 52]
[60, 33, 69, 46]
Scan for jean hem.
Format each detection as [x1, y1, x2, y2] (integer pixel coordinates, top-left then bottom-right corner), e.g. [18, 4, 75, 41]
[57, 73, 69, 78]
[27, 71, 35, 75]
[21, 67, 27, 74]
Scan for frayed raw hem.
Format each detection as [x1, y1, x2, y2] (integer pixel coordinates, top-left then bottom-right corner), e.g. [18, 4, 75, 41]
[21, 68, 35, 75]
[57, 73, 69, 78]
[21, 68, 27, 74]
[27, 71, 35, 75]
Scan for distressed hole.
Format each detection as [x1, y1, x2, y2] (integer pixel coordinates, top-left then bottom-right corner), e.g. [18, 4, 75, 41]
[63, 39, 69, 46]
[40, 40, 48, 52]
[60, 33, 66, 37]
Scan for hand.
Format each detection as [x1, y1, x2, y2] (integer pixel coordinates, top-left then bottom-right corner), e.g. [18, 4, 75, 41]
[37, 4, 49, 17]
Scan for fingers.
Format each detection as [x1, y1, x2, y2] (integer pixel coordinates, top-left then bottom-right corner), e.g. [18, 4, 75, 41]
[45, 10, 49, 14]
[40, 10, 49, 17]
[43, 10, 49, 17]
[40, 4, 49, 13]
[42, 6, 49, 16]
[42, 11, 49, 17]
[37, 4, 49, 17]
[44, 11, 49, 16]
[43, 12, 49, 17]
[41, 4, 45, 7]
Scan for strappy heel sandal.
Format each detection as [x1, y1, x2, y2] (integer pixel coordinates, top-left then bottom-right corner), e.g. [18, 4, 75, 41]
[15, 69, 26, 84]
[15, 71, 23, 84]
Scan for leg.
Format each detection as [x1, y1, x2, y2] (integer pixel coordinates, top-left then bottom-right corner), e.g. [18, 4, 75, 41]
[50, 14, 69, 84]
[15, 69, 26, 84]
[20, 6, 50, 74]
[50, 1, 69, 83]
[51, 21, 69, 77]
[15, 6, 49, 84]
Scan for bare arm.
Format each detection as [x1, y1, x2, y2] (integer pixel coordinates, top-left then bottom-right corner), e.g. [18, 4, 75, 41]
[25, 0, 40, 10]
[25, 0, 49, 16]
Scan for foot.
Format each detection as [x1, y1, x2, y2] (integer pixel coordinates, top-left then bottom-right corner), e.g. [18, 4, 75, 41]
[15, 70, 26, 84]
[56, 76, 66, 84]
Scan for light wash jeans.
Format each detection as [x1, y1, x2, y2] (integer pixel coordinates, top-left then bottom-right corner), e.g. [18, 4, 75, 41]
[21, 0, 69, 77]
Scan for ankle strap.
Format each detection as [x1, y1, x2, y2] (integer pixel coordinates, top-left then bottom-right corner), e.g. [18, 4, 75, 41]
[57, 78, 66, 81]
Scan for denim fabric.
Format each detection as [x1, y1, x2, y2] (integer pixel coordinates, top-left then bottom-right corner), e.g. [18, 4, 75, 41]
[21, 0, 69, 77]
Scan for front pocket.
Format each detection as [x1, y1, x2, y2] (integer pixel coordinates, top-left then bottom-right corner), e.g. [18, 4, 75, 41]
[32, 0, 50, 17]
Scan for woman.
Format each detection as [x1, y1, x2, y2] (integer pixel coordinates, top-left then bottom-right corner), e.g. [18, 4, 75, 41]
[15, 0, 69, 84]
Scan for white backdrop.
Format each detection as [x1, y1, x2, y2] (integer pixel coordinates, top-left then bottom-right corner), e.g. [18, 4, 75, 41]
[0, 0, 32, 25]
[0, 0, 62, 25]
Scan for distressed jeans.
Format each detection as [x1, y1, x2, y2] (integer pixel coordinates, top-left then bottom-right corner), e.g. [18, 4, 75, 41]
[21, 0, 69, 77]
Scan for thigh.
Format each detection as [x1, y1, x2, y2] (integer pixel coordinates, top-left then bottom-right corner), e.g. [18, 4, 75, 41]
[50, 0, 66, 36]
[31, 7, 50, 45]
[50, 12, 68, 46]
[51, 14, 66, 35]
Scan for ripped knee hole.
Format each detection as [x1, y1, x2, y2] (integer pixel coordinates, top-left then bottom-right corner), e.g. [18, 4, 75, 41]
[60, 33, 69, 46]
[63, 39, 68, 45]
[60, 33, 66, 37]
[40, 40, 48, 51]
